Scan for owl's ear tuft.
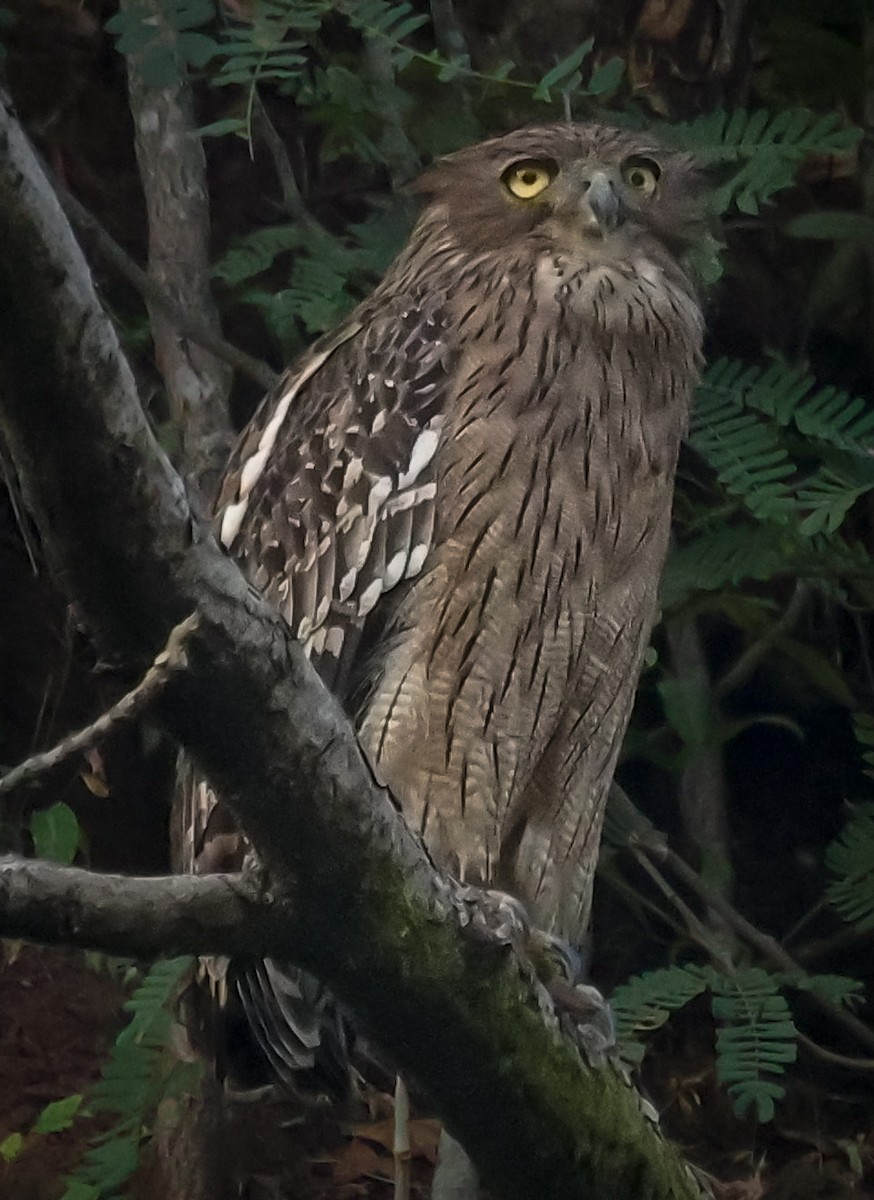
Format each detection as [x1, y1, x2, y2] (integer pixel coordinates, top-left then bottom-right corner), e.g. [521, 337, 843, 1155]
[409, 158, 454, 199]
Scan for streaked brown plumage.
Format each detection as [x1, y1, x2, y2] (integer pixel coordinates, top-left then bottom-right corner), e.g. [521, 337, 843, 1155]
[179, 121, 705, 1088]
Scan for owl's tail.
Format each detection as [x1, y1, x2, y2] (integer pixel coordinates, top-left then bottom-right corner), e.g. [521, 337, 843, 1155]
[174, 758, 352, 1104]
[232, 958, 352, 1103]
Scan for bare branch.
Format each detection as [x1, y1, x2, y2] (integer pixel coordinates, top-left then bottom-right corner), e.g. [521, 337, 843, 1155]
[0, 856, 289, 959]
[796, 1032, 874, 1074]
[629, 844, 734, 974]
[252, 96, 325, 235]
[665, 614, 734, 905]
[362, 37, 420, 186]
[57, 182, 278, 393]
[0, 613, 199, 799]
[612, 787, 874, 1059]
[714, 582, 810, 699]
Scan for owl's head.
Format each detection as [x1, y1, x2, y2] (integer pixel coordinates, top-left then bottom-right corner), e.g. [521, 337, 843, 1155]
[413, 123, 706, 272]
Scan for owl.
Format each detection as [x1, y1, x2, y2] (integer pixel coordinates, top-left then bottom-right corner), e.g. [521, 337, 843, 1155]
[178, 121, 705, 1091]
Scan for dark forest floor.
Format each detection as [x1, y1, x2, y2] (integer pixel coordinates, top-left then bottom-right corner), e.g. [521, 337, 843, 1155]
[4, 943, 874, 1199]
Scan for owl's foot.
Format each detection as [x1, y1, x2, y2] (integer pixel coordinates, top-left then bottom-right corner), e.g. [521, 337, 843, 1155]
[449, 884, 615, 1068]
[510, 928, 613, 1067]
[550, 975, 616, 1067]
[450, 881, 532, 947]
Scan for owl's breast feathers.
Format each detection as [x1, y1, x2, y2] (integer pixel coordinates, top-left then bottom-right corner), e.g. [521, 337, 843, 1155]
[215, 233, 702, 926]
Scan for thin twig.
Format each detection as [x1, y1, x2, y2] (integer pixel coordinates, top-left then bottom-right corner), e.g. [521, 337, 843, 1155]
[55, 184, 278, 392]
[781, 896, 829, 949]
[0, 436, 40, 573]
[598, 864, 690, 942]
[252, 96, 325, 236]
[0, 613, 200, 798]
[627, 818, 874, 1056]
[665, 613, 734, 906]
[429, 0, 470, 62]
[796, 1031, 874, 1073]
[362, 36, 420, 186]
[630, 845, 734, 973]
[393, 1075, 411, 1200]
[792, 923, 874, 965]
[714, 581, 810, 698]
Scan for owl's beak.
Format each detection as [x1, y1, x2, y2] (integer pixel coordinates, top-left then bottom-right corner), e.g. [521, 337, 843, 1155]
[580, 171, 623, 234]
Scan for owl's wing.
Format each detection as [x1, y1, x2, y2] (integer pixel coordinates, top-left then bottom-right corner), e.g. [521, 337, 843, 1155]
[216, 292, 453, 693]
[180, 292, 455, 1095]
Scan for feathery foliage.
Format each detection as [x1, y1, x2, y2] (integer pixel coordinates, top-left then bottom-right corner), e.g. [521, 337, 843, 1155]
[826, 803, 874, 932]
[613, 963, 863, 1122]
[62, 958, 198, 1200]
[710, 968, 797, 1123]
[611, 966, 710, 1060]
[666, 108, 860, 215]
[664, 356, 874, 608]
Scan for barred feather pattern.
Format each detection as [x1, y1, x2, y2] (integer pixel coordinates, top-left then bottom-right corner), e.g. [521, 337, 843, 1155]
[179, 121, 705, 1092]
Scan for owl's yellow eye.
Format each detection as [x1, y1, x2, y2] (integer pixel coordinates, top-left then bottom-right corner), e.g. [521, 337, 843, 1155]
[502, 159, 556, 200]
[621, 156, 661, 197]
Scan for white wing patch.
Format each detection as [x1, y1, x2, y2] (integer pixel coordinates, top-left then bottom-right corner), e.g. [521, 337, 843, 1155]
[398, 429, 440, 489]
[357, 578, 383, 617]
[219, 498, 248, 549]
[328, 421, 443, 630]
[217, 305, 450, 688]
[219, 337, 356, 551]
[384, 551, 407, 590]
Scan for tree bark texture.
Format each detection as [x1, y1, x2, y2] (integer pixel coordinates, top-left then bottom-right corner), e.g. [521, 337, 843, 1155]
[121, 0, 233, 505]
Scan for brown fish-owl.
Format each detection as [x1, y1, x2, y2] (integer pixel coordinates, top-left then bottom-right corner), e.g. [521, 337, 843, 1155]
[179, 121, 705, 1088]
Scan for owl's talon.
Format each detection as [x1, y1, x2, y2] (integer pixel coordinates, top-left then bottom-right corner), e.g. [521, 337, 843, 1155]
[451, 881, 532, 948]
[549, 977, 616, 1068]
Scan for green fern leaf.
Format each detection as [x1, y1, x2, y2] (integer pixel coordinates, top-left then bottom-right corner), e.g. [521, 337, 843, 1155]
[213, 225, 305, 288]
[710, 968, 796, 1122]
[533, 40, 594, 100]
[661, 522, 795, 608]
[283, 253, 354, 333]
[722, 359, 874, 454]
[826, 804, 874, 930]
[63, 958, 195, 1200]
[797, 467, 874, 535]
[689, 380, 797, 522]
[611, 966, 709, 1063]
[785, 973, 865, 1008]
[347, 0, 428, 40]
[690, 358, 874, 537]
[666, 108, 859, 214]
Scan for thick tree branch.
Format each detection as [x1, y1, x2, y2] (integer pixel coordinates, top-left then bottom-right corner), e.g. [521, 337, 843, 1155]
[0, 90, 704, 1200]
[0, 857, 289, 959]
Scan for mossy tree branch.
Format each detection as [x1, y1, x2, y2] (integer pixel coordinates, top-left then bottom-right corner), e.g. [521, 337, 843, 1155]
[0, 89, 705, 1200]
